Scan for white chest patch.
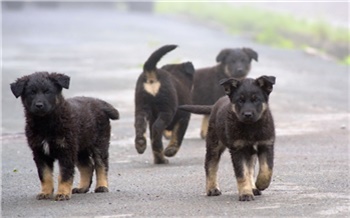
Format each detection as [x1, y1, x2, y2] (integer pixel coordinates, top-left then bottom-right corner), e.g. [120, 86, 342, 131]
[143, 81, 161, 96]
[42, 140, 50, 155]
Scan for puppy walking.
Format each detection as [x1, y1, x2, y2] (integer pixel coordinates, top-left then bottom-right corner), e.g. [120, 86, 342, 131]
[180, 76, 276, 201]
[192, 48, 258, 139]
[10, 72, 119, 201]
[134, 45, 195, 164]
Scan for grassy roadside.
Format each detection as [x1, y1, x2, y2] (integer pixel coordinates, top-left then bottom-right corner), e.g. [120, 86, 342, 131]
[155, 2, 349, 65]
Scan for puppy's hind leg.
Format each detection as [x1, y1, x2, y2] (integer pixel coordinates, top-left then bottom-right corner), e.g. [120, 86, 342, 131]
[205, 133, 226, 196]
[151, 112, 172, 164]
[72, 151, 94, 194]
[164, 113, 190, 157]
[135, 111, 148, 154]
[94, 148, 109, 193]
[200, 115, 209, 139]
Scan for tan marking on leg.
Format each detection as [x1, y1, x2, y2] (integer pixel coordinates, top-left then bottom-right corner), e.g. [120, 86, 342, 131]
[206, 161, 219, 192]
[256, 156, 273, 190]
[200, 115, 209, 139]
[164, 123, 180, 157]
[249, 155, 257, 190]
[77, 165, 93, 190]
[37, 165, 54, 199]
[55, 175, 73, 201]
[95, 166, 108, 189]
[236, 161, 253, 196]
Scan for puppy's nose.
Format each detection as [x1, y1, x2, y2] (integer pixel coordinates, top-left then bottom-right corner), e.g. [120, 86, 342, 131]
[243, 112, 253, 118]
[35, 102, 44, 109]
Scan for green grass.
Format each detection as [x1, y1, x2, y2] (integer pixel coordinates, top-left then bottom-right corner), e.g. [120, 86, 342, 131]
[155, 2, 349, 64]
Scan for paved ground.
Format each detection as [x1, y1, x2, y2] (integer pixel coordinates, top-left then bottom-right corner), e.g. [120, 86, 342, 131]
[1, 5, 349, 218]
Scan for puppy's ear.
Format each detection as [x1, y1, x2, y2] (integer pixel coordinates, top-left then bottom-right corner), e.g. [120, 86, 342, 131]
[50, 73, 70, 89]
[242, 48, 258, 62]
[256, 76, 276, 95]
[220, 78, 240, 96]
[216, 49, 230, 63]
[183, 62, 195, 75]
[10, 76, 29, 98]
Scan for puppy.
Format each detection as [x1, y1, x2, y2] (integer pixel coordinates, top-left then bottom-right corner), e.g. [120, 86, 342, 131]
[10, 72, 120, 201]
[134, 45, 195, 164]
[192, 47, 258, 139]
[179, 75, 276, 201]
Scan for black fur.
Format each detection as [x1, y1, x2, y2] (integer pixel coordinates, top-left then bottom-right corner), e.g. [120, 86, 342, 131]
[134, 45, 195, 164]
[10, 72, 119, 201]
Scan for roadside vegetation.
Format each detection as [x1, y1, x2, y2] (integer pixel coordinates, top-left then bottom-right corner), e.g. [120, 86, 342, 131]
[155, 2, 349, 65]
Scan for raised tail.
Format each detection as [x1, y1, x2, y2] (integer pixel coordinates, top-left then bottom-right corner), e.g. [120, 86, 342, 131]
[143, 45, 178, 72]
[101, 101, 120, 120]
[178, 105, 212, 115]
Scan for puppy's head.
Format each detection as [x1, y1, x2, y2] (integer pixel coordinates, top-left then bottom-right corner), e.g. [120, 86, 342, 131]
[10, 72, 70, 117]
[216, 48, 258, 79]
[220, 76, 275, 124]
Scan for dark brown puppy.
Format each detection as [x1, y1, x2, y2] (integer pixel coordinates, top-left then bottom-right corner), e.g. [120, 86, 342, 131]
[192, 48, 258, 139]
[134, 45, 195, 164]
[10, 72, 119, 201]
[179, 75, 276, 201]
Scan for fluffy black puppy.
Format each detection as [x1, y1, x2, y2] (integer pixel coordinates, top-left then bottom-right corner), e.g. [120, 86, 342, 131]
[10, 72, 119, 201]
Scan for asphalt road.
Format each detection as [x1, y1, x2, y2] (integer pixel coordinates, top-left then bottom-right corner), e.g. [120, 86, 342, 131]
[2, 6, 349, 217]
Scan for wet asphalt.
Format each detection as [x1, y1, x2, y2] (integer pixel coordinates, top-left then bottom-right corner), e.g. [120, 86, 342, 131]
[1, 6, 349, 217]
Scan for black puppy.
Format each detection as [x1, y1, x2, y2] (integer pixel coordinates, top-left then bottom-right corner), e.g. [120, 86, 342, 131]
[180, 76, 276, 201]
[192, 48, 258, 139]
[134, 45, 195, 164]
[10, 72, 119, 201]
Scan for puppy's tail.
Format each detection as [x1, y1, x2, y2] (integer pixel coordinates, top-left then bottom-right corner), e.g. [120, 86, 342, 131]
[178, 105, 212, 115]
[101, 102, 120, 120]
[143, 45, 178, 72]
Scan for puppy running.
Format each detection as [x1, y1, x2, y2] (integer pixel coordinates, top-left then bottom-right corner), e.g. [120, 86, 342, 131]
[180, 75, 276, 201]
[10, 72, 119, 201]
[134, 45, 195, 164]
[192, 47, 258, 139]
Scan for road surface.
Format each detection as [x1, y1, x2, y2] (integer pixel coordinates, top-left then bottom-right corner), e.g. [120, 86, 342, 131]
[1, 5, 349, 217]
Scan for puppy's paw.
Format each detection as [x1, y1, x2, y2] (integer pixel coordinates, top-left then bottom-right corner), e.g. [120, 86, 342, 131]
[253, 188, 262, 196]
[239, 194, 254, 201]
[36, 193, 52, 200]
[164, 146, 179, 157]
[55, 194, 71, 201]
[72, 187, 89, 194]
[95, 186, 109, 193]
[135, 137, 147, 154]
[200, 131, 207, 139]
[154, 157, 169, 164]
[207, 188, 222, 196]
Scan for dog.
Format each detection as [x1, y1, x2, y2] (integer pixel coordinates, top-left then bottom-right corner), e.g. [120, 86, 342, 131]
[191, 47, 258, 139]
[134, 45, 195, 164]
[10, 72, 120, 201]
[179, 75, 276, 201]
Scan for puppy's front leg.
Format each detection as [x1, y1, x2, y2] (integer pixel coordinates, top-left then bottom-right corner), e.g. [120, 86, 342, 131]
[34, 154, 54, 200]
[56, 157, 74, 201]
[230, 149, 254, 201]
[256, 144, 274, 191]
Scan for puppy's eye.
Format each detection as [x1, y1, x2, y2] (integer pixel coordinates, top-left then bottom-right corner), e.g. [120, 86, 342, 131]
[238, 98, 245, 104]
[43, 90, 51, 94]
[30, 90, 36, 95]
